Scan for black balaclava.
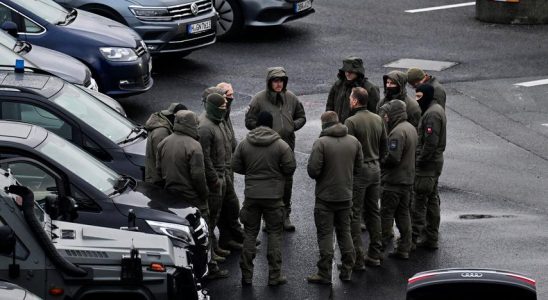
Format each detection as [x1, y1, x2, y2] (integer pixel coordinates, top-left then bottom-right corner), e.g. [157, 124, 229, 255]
[257, 111, 273, 128]
[166, 104, 187, 125]
[416, 84, 435, 114]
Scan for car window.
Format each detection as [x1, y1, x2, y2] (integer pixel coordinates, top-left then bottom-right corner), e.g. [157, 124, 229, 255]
[0, 3, 44, 34]
[0, 4, 12, 25]
[5, 161, 58, 204]
[35, 133, 119, 195]
[0, 101, 73, 140]
[9, 0, 67, 25]
[50, 83, 134, 144]
[23, 17, 42, 33]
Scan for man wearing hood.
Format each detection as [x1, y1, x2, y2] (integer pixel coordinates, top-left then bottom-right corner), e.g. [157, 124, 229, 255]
[412, 84, 447, 250]
[245, 67, 306, 232]
[344, 87, 388, 268]
[199, 93, 232, 278]
[377, 70, 421, 128]
[326, 56, 380, 122]
[233, 112, 296, 286]
[378, 100, 418, 259]
[407, 68, 446, 109]
[144, 102, 187, 184]
[307, 111, 363, 284]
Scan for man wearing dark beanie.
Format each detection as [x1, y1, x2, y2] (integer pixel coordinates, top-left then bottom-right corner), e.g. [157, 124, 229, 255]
[144, 102, 187, 184]
[199, 92, 230, 279]
[233, 111, 296, 286]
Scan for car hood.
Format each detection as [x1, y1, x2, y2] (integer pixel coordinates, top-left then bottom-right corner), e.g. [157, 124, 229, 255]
[66, 9, 140, 47]
[23, 44, 89, 85]
[122, 135, 147, 167]
[111, 181, 198, 226]
[128, 0, 196, 7]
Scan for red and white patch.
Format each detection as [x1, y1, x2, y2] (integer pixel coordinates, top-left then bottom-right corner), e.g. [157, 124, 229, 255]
[426, 127, 433, 135]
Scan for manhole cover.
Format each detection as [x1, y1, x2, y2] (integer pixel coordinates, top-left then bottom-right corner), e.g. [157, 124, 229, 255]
[459, 214, 516, 220]
[384, 58, 458, 71]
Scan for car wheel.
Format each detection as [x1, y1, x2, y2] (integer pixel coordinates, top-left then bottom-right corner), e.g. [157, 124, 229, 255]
[214, 0, 243, 39]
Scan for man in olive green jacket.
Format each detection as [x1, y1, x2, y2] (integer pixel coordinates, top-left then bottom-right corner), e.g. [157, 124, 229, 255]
[412, 84, 447, 250]
[245, 67, 306, 231]
[378, 100, 417, 259]
[344, 87, 388, 268]
[377, 70, 421, 128]
[233, 112, 296, 286]
[326, 56, 381, 122]
[144, 102, 186, 184]
[307, 111, 363, 284]
[407, 68, 447, 109]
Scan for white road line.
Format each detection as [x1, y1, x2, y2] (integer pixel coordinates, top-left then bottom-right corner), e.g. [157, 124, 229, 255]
[405, 2, 476, 13]
[542, 124, 548, 127]
[514, 79, 548, 87]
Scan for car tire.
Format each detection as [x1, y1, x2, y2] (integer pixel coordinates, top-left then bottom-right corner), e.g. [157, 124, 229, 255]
[214, 0, 243, 39]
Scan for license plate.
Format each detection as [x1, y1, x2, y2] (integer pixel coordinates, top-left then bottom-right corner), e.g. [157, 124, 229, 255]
[295, 0, 312, 13]
[187, 20, 211, 34]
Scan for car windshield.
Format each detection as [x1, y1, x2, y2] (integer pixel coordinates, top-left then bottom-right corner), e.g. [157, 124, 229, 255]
[0, 31, 16, 49]
[36, 132, 118, 194]
[50, 83, 135, 144]
[10, 0, 68, 25]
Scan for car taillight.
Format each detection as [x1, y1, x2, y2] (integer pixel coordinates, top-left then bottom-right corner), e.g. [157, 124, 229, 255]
[507, 274, 536, 287]
[408, 274, 436, 284]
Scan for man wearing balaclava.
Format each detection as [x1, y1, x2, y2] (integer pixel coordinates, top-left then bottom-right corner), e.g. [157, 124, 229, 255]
[377, 70, 421, 128]
[378, 100, 417, 260]
[199, 93, 231, 279]
[412, 84, 447, 250]
[407, 68, 446, 109]
[144, 102, 187, 184]
[245, 67, 306, 232]
[326, 56, 380, 122]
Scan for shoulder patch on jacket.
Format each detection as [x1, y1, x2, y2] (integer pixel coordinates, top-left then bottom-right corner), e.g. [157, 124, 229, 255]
[389, 139, 398, 150]
[426, 123, 434, 135]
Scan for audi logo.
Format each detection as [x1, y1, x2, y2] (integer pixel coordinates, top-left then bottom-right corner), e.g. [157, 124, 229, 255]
[461, 272, 483, 278]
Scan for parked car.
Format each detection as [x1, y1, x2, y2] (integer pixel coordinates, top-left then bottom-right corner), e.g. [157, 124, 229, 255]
[407, 268, 537, 300]
[0, 180, 204, 300]
[213, 0, 315, 38]
[0, 120, 210, 282]
[54, 0, 217, 57]
[0, 0, 153, 96]
[0, 29, 97, 91]
[0, 281, 41, 300]
[0, 69, 144, 179]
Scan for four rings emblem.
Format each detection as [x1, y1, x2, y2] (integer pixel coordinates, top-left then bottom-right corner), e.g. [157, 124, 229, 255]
[461, 272, 483, 278]
[190, 3, 199, 16]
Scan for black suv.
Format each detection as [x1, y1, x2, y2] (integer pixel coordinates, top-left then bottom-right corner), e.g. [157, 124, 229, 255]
[0, 120, 209, 280]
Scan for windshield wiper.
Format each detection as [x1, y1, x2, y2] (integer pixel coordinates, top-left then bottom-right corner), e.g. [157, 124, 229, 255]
[109, 174, 134, 196]
[14, 41, 32, 54]
[119, 126, 146, 145]
[58, 8, 77, 25]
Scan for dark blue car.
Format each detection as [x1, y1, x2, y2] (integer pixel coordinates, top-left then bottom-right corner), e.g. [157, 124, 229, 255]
[0, 0, 153, 96]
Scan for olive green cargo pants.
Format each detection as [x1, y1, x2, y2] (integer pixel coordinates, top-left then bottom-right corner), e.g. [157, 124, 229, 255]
[381, 185, 412, 253]
[412, 176, 441, 243]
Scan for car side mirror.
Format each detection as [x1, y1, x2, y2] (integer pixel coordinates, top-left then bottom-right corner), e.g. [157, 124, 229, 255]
[1, 21, 19, 38]
[59, 196, 78, 222]
[45, 195, 60, 219]
[0, 225, 16, 255]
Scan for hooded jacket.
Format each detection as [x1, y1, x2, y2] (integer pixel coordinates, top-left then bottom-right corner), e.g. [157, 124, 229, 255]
[326, 57, 381, 122]
[232, 126, 296, 199]
[156, 111, 208, 207]
[426, 76, 446, 109]
[198, 110, 231, 187]
[344, 106, 388, 163]
[144, 112, 172, 184]
[245, 67, 306, 150]
[377, 70, 421, 128]
[307, 123, 363, 202]
[416, 102, 447, 176]
[379, 100, 418, 188]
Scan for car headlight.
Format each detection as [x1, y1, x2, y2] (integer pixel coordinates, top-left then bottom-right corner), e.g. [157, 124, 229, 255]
[99, 47, 138, 62]
[129, 6, 171, 21]
[146, 220, 195, 246]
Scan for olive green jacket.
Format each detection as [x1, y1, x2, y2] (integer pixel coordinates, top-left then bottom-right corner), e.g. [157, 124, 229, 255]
[378, 70, 421, 128]
[344, 107, 388, 163]
[427, 76, 447, 109]
[232, 126, 296, 199]
[198, 113, 231, 187]
[307, 123, 363, 202]
[144, 112, 172, 184]
[416, 103, 447, 176]
[156, 111, 208, 204]
[380, 100, 418, 187]
[245, 67, 306, 150]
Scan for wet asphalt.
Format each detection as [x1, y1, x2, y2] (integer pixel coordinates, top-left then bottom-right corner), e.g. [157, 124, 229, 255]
[117, 1, 548, 298]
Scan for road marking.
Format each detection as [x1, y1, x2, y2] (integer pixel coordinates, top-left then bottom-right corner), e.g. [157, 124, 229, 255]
[384, 58, 458, 71]
[514, 79, 548, 87]
[405, 2, 476, 13]
[542, 124, 548, 127]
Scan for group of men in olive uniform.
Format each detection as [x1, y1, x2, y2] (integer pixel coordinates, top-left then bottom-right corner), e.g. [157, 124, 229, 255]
[142, 57, 447, 286]
[305, 57, 447, 284]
